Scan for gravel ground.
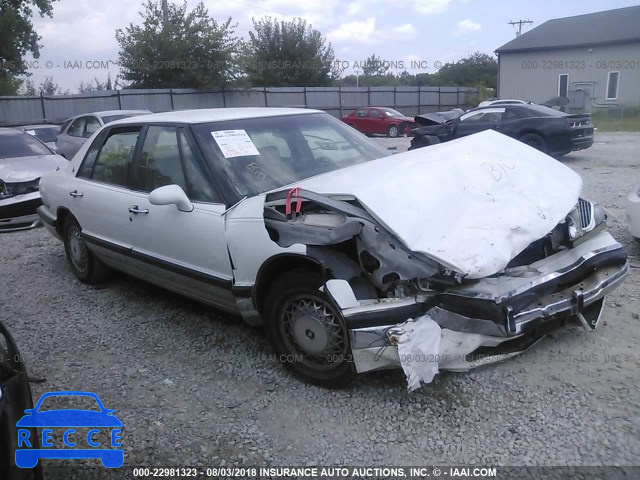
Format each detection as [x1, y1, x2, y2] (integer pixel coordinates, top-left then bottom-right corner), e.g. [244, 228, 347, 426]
[1, 132, 639, 476]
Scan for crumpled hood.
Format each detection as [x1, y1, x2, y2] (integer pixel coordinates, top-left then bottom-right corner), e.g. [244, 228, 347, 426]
[414, 108, 465, 126]
[294, 130, 582, 279]
[0, 155, 67, 183]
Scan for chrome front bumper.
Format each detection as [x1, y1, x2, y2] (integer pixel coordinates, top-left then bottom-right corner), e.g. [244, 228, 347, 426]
[0, 192, 42, 232]
[327, 231, 629, 373]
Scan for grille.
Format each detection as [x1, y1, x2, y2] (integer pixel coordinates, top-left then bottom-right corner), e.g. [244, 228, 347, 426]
[578, 198, 592, 229]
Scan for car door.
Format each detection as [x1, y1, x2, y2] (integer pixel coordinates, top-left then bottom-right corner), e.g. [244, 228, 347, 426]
[70, 125, 143, 256]
[367, 108, 386, 134]
[454, 108, 506, 138]
[57, 117, 84, 159]
[126, 125, 236, 311]
[351, 109, 370, 133]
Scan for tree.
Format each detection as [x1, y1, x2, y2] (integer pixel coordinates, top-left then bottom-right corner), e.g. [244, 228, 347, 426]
[78, 75, 114, 93]
[115, 0, 241, 88]
[243, 16, 337, 87]
[358, 54, 390, 77]
[432, 52, 497, 89]
[19, 76, 67, 95]
[0, 0, 58, 94]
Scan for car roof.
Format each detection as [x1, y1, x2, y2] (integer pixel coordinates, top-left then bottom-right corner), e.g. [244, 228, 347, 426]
[20, 124, 60, 129]
[0, 127, 28, 136]
[470, 104, 566, 117]
[107, 107, 322, 126]
[65, 110, 151, 121]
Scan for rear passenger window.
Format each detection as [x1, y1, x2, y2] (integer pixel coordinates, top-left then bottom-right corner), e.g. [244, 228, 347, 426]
[90, 129, 140, 187]
[68, 118, 86, 137]
[84, 117, 101, 137]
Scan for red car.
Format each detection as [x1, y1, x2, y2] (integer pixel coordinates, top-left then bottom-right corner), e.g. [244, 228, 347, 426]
[342, 107, 416, 138]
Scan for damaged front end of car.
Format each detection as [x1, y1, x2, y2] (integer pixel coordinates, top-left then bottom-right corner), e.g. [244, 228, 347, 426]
[263, 187, 628, 386]
[0, 178, 42, 232]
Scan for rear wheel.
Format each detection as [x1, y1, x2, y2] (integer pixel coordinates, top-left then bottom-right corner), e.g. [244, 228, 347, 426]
[63, 216, 111, 284]
[264, 269, 357, 387]
[519, 133, 547, 153]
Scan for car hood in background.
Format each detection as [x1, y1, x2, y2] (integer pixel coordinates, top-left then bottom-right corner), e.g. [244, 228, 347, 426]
[293, 130, 582, 278]
[414, 109, 465, 126]
[0, 155, 68, 183]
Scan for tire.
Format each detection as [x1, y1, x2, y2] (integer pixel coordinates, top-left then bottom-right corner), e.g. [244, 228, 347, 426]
[263, 269, 357, 387]
[519, 133, 547, 153]
[63, 216, 111, 284]
[387, 124, 400, 138]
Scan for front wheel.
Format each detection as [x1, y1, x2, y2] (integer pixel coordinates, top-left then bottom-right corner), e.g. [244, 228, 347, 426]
[519, 133, 547, 153]
[63, 216, 111, 284]
[264, 269, 357, 387]
[387, 124, 401, 138]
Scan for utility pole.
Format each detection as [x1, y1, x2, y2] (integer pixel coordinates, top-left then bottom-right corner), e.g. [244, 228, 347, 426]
[509, 19, 533, 37]
[162, 0, 169, 30]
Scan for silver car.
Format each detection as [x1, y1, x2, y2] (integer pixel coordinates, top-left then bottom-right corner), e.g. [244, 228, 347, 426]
[20, 124, 61, 152]
[1, 128, 67, 232]
[56, 110, 150, 159]
[37, 108, 628, 388]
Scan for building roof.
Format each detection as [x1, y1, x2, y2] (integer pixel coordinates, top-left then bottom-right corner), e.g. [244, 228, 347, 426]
[496, 6, 640, 53]
[109, 107, 320, 125]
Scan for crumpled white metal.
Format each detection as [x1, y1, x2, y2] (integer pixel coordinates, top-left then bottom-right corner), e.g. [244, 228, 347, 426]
[388, 315, 441, 391]
[297, 130, 582, 278]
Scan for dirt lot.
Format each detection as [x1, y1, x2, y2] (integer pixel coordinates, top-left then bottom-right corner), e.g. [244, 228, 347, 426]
[1, 132, 639, 476]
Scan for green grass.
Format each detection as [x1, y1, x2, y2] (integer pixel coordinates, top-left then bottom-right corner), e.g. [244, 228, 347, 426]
[592, 114, 640, 132]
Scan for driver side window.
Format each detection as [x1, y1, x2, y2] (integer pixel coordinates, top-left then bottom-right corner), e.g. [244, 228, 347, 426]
[134, 126, 219, 203]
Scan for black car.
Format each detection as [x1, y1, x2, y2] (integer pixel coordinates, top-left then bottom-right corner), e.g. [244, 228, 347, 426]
[410, 104, 594, 156]
[0, 321, 42, 480]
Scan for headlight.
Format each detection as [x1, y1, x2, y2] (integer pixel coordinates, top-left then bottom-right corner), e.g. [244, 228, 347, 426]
[0, 178, 40, 198]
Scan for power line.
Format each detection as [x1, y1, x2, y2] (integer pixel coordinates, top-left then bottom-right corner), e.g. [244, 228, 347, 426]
[508, 19, 533, 37]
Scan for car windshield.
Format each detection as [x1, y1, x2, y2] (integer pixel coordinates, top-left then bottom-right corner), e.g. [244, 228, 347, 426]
[0, 132, 53, 158]
[26, 126, 59, 143]
[192, 112, 390, 197]
[382, 108, 405, 117]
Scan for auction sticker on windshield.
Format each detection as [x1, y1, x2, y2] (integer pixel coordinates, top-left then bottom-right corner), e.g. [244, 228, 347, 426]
[211, 130, 260, 158]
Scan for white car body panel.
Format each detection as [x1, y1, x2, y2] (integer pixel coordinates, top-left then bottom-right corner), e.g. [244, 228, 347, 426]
[225, 195, 305, 287]
[295, 130, 582, 279]
[627, 186, 640, 239]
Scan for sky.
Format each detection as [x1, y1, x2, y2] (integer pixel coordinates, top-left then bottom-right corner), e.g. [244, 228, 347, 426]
[23, 0, 640, 91]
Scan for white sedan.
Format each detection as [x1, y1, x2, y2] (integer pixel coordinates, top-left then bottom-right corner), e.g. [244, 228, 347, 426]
[37, 108, 628, 388]
[628, 186, 640, 239]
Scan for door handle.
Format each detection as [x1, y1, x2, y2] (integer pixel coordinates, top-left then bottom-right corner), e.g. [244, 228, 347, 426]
[128, 206, 149, 214]
[69, 190, 83, 197]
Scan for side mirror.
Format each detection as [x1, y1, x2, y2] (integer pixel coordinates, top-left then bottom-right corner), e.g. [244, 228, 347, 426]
[148, 185, 193, 212]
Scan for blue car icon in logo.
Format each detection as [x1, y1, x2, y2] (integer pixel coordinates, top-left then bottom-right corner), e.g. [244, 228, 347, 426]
[15, 391, 124, 468]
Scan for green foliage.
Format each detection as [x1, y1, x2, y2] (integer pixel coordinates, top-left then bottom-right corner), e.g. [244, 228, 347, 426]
[0, 0, 58, 94]
[115, 0, 242, 88]
[243, 17, 337, 87]
[19, 76, 68, 95]
[78, 75, 114, 93]
[434, 52, 497, 89]
[334, 52, 498, 89]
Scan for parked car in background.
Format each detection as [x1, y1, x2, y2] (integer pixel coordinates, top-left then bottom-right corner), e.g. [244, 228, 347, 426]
[0, 320, 43, 480]
[627, 186, 640, 240]
[56, 110, 151, 159]
[410, 104, 594, 156]
[478, 99, 529, 107]
[1, 128, 67, 232]
[19, 125, 61, 152]
[37, 108, 627, 388]
[342, 107, 416, 137]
